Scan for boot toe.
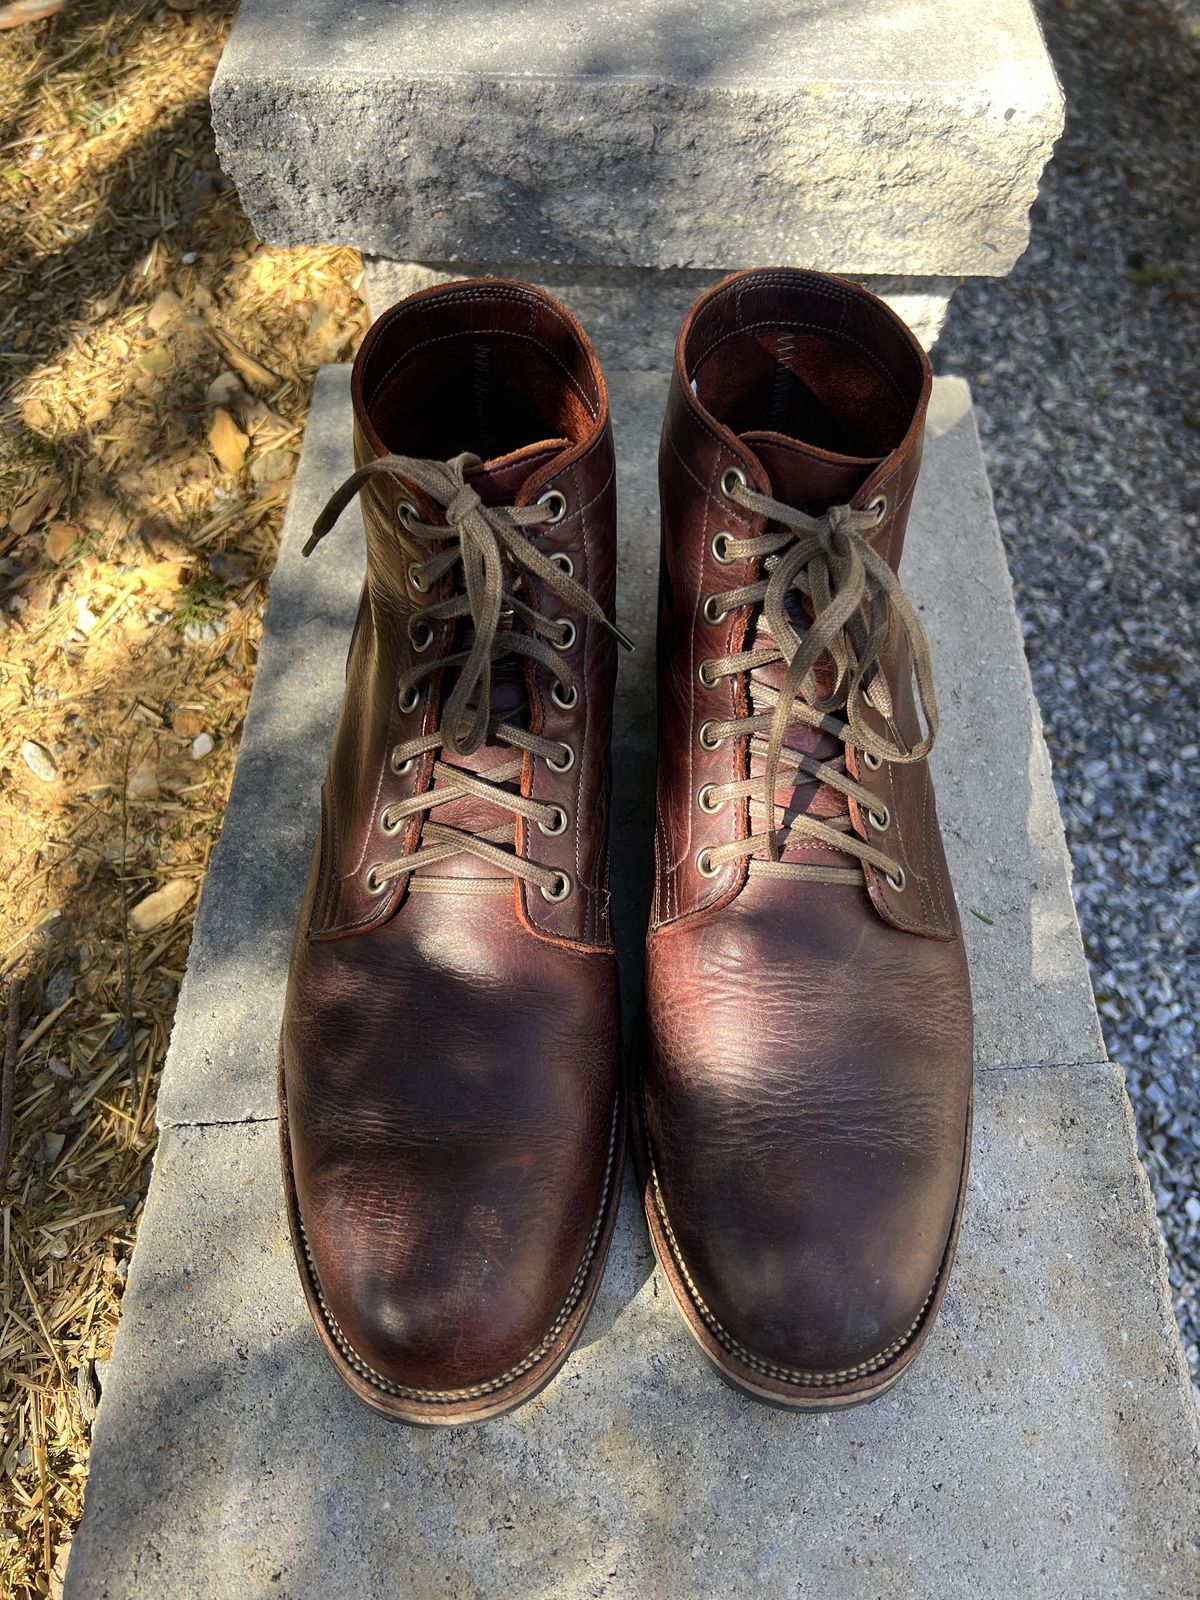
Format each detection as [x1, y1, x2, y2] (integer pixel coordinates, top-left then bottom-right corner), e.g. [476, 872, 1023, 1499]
[299, 1210, 570, 1399]
[665, 1188, 955, 1385]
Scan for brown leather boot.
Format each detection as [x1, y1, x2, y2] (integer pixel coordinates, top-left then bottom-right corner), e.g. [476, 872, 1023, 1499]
[637, 268, 973, 1407]
[281, 280, 628, 1424]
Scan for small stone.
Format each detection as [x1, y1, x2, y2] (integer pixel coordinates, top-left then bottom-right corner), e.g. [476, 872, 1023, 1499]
[209, 408, 248, 474]
[137, 345, 174, 378]
[208, 550, 255, 585]
[128, 879, 194, 934]
[145, 289, 184, 334]
[172, 707, 206, 737]
[21, 739, 57, 782]
[249, 448, 296, 485]
[21, 396, 52, 434]
[45, 967, 73, 1009]
[127, 761, 160, 799]
[206, 370, 245, 407]
[75, 597, 100, 634]
[44, 521, 78, 563]
[190, 732, 214, 759]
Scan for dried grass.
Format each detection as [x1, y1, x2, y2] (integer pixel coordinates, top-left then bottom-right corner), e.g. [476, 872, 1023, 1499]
[0, 3, 367, 1592]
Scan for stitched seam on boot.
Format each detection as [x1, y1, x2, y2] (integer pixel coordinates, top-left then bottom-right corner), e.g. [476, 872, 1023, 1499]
[295, 1102, 620, 1404]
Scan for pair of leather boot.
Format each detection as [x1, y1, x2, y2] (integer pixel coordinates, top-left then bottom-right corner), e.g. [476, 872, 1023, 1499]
[280, 268, 973, 1424]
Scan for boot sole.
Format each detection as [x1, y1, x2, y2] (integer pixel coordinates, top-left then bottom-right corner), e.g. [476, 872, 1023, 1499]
[278, 1039, 626, 1426]
[629, 1031, 973, 1410]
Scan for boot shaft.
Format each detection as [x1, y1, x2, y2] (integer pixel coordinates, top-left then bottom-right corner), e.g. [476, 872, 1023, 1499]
[654, 269, 954, 935]
[309, 279, 621, 947]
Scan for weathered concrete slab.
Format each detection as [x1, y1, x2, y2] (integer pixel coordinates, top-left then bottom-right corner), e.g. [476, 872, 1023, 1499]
[67, 1064, 1199, 1599]
[155, 367, 1100, 1127]
[211, 0, 1063, 274]
[364, 260, 961, 358]
[69, 363, 1199, 1598]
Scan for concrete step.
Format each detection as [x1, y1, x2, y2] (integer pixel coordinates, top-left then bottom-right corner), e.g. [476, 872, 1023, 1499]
[66, 366, 1198, 1598]
[211, 0, 1063, 274]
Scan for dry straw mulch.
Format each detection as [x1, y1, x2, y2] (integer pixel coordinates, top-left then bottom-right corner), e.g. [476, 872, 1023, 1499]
[0, 3, 367, 1592]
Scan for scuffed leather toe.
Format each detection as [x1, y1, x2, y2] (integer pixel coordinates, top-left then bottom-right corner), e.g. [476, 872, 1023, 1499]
[643, 879, 972, 1393]
[649, 1092, 967, 1382]
[283, 897, 621, 1411]
[291, 1131, 614, 1399]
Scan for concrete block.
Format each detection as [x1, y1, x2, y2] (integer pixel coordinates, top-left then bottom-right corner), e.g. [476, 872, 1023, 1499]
[156, 367, 1100, 1126]
[211, 0, 1063, 273]
[67, 1064, 1199, 1598]
[68, 362, 1199, 1599]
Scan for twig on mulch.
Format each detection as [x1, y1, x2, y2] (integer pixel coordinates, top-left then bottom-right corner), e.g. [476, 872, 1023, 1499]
[0, 975, 21, 1186]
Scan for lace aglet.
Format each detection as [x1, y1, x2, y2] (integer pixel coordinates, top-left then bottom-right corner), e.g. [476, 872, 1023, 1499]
[614, 624, 636, 653]
[302, 508, 340, 557]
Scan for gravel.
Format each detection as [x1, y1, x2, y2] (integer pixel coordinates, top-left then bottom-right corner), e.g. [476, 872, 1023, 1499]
[936, 0, 1199, 1392]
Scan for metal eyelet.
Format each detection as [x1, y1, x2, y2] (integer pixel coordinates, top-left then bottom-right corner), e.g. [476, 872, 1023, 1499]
[720, 465, 748, 499]
[364, 866, 388, 896]
[697, 784, 725, 815]
[399, 686, 420, 713]
[540, 871, 572, 902]
[547, 743, 574, 773]
[711, 532, 735, 565]
[696, 848, 720, 878]
[398, 499, 421, 532]
[862, 750, 883, 771]
[550, 552, 574, 577]
[410, 620, 434, 653]
[866, 494, 888, 525]
[537, 489, 568, 524]
[553, 619, 577, 652]
[408, 562, 429, 593]
[390, 748, 414, 776]
[697, 658, 720, 690]
[868, 805, 890, 832]
[551, 681, 578, 710]
[885, 866, 907, 892]
[698, 720, 723, 751]
[703, 596, 728, 625]
[537, 804, 568, 837]
[380, 807, 402, 836]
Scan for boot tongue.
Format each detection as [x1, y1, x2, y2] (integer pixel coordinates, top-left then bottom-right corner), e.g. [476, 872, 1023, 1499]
[418, 437, 569, 881]
[739, 430, 880, 513]
[737, 431, 882, 870]
[465, 437, 567, 508]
